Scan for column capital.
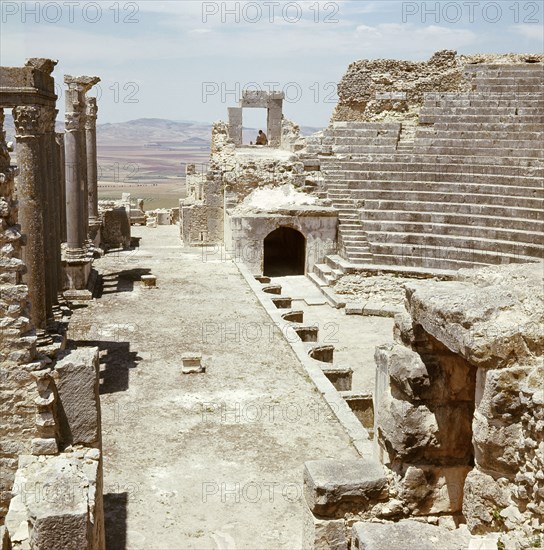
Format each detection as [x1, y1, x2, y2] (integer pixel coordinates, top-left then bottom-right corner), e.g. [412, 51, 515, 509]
[12, 105, 47, 137]
[64, 111, 81, 132]
[64, 75, 101, 94]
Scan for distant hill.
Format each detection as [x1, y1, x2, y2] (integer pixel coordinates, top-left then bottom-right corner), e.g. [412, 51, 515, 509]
[3, 115, 322, 148]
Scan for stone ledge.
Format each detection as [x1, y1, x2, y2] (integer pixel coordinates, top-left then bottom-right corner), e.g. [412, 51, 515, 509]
[352, 520, 471, 550]
[304, 459, 388, 516]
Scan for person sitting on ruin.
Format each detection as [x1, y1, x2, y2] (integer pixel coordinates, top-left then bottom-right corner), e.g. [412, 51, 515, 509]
[255, 130, 268, 145]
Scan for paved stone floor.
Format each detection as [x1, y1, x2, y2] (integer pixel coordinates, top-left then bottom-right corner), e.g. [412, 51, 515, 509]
[68, 226, 361, 550]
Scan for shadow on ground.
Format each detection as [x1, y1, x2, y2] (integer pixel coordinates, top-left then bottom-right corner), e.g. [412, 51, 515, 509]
[98, 267, 151, 296]
[104, 492, 128, 550]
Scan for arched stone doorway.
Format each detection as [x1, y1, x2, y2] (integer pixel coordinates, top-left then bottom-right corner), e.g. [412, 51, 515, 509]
[263, 227, 306, 276]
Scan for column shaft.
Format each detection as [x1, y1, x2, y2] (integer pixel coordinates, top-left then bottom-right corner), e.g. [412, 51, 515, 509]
[65, 118, 85, 255]
[12, 105, 48, 331]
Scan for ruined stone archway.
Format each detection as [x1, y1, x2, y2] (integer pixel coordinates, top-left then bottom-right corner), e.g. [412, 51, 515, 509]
[263, 226, 306, 276]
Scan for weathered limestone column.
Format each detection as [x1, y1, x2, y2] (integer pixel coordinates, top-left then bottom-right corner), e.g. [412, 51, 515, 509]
[12, 104, 48, 331]
[48, 112, 63, 297]
[41, 107, 60, 313]
[86, 97, 100, 244]
[56, 132, 66, 244]
[64, 79, 85, 257]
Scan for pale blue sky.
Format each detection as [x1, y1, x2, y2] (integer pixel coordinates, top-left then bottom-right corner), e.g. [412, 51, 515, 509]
[1, 1, 543, 126]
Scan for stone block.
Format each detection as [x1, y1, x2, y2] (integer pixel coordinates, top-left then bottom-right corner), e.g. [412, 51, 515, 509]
[141, 275, 156, 288]
[400, 465, 472, 514]
[462, 469, 512, 534]
[101, 207, 130, 249]
[54, 347, 101, 448]
[352, 520, 470, 550]
[31, 438, 58, 456]
[345, 302, 364, 315]
[5, 451, 105, 550]
[321, 365, 353, 391]
[303, 504, 347, 550]
[303, 459, 387, 516]
[377, 390, 474, 465]
[182, 352, 205, 374]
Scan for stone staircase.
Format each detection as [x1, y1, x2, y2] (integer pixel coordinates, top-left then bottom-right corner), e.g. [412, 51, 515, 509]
[321, 158, 373, 264]
[315, 63, 544, 273]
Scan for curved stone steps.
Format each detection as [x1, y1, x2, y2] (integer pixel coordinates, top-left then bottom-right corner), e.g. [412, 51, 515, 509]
[360, 210, 542, 232]
[362, 221, 542, 245]
[350, 181, 544, 200]
[360, 199, 543, 220]
[365, 231, 543, 258]
[350, 189, 544, 208]
[369, 243, 541, 270]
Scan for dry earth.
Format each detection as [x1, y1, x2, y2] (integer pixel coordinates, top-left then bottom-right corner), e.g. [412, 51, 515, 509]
[68, 226, 362, 550]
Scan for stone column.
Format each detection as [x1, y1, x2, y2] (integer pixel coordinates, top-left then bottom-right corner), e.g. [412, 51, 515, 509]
[62, 75, 99, 298]
[64, 87, 85, 257]
[41, 107, 61, 312]
[12, 105, 48, 332]
[56, 132, 66, 244]
[85, 98, 100, 243]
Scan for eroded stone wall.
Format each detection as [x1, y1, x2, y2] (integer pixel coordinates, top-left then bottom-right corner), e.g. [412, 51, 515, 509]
[374, 262, 543, 547]
[0, 109, 39, 521]
[331, 50, 544, 124]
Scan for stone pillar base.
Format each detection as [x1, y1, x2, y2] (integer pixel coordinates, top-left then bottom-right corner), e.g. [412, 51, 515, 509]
[62, 254, 93, 301]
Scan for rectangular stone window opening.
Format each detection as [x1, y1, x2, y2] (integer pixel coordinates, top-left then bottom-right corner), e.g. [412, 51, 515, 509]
[242, 108, 269, 146]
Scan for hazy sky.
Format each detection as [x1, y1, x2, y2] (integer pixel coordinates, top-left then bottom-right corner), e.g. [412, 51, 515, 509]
[2, 0, 543, 126]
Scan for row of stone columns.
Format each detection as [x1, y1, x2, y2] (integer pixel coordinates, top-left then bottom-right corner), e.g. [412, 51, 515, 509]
[7, 62, 100, 334]
[64, 76, 100, 260]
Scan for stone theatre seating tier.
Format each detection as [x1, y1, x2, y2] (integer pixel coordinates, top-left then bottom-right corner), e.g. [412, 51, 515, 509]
[321, 64, 544, 270]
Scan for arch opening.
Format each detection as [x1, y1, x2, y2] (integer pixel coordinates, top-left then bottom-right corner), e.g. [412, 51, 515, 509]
[263, 227, 306, 277]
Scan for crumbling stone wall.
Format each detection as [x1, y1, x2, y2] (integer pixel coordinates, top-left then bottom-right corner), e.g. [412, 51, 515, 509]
[181, 120, 307, 245]
[211, 121, 305, 205]
[375, 262, 543, 547]
[331, 50, 544, 123]
[0, 109, 39, 521]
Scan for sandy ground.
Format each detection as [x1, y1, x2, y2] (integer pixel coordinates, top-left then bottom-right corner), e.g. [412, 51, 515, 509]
[68, 226, 361, 550]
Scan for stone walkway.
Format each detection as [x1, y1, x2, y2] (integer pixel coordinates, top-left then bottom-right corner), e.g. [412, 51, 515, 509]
[68, 226, 359, 550]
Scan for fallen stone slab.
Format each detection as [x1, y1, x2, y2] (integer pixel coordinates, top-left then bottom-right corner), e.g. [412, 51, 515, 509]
[54, 347, 101, 448]
[141, 274, 157, 288]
